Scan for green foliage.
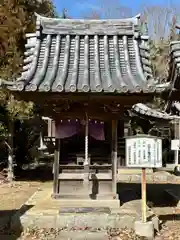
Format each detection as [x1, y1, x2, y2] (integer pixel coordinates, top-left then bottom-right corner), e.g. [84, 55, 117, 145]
[0, 0, 57, 137]
[6, 97, 34, 120]
[0, 0, 57, 119]
[0, 0, 56, 78]
[0, 122, 8, 137]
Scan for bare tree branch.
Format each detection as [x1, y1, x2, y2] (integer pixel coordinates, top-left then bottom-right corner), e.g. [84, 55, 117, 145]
[82, 0, 132, 19]
[142, 4, 180, 41]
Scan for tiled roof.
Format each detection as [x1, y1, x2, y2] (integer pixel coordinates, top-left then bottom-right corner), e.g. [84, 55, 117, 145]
[132, 103, 180, 120]
[6, 14, 167, 93]
[164, 35, 180, 111]
[168, 40, 180, 86]
[169, 24, 180, 82]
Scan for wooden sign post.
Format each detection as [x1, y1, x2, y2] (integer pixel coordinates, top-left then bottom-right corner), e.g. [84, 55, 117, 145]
[126, 135, 162, 223]
[141, 168, 146, 223]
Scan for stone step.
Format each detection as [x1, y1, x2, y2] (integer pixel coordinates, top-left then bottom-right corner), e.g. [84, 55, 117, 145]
[58, 173, 112, 180]
[118, 168, 153, 175]
[58, 207, 111, 214]
[26, 195, 120, 209]
[54, 231, 109, 240]
[12, 212, 137, 230]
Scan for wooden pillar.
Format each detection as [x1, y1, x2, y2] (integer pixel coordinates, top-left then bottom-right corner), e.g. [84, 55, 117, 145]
[53, 138, 60, 196]
[119, 119, 125, 167]
[112, 120, 118, 198]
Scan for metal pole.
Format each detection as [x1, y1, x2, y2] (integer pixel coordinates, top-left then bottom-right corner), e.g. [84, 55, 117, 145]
[141, 168, 147, 223]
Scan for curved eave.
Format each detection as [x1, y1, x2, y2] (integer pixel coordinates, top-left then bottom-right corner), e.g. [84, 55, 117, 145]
[3, 83, 170, 94]
[14, 33, 166, 94]
[5, 13, 167, 94]
[168, 41, 180, 87]
[132, 103, 180, 120]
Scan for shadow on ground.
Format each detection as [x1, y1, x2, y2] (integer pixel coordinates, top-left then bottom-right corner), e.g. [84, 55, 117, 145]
[15, 164, 53, 182]
[117, 183, 180, 207]
[15, 166, 180, 208]
[159, 213, 180, 223]
[0, 205, 33, 240]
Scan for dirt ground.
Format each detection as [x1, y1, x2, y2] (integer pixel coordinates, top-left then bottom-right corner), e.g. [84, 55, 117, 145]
[0, 179, 179, 239]
[0, 181, 42, 211]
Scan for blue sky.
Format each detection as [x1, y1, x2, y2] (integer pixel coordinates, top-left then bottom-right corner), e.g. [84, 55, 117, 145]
[53, 0, 179, 18]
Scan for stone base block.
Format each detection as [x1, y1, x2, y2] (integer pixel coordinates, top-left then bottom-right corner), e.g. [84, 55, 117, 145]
[58, 180, 115, 200]
[134, 220, 154, 239]
[11, 212, 137, 230]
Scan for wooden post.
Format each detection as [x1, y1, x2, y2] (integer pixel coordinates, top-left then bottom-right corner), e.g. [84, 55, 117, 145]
[53, 138, 60, 196]
[84, 114, 89, 192]
[175, 150, 179, 166]
[141, 168, 147, 223]
[112, 120, 118, 198]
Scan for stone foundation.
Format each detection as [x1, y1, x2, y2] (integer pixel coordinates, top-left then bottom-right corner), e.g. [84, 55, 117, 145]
[10, 188, 158, 232]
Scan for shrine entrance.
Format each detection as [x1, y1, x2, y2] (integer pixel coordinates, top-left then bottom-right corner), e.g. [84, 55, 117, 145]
[50, 118, 118, 199]
[50, 119, 111, 165]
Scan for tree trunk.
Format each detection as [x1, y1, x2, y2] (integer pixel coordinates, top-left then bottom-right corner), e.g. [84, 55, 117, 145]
[7, 120, 14, 181]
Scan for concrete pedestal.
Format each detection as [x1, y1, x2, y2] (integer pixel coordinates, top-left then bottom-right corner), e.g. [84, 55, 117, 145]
[134, 220, 154, 239]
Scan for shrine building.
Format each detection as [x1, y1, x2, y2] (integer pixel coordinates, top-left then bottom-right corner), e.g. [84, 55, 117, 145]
[1, 13, 173, 201]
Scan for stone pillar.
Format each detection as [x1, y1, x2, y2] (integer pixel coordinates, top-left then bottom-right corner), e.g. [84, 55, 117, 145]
[48, 118, 52, 137]
[52, 138, 60, 197]
[111, 120, 118, 198]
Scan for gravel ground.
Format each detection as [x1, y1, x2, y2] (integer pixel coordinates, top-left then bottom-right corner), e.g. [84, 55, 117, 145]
[155, 221, 180, 240]
[17, 227, 142, 240]
[0, 176, 180, 240]
[2, 222, 177, 240]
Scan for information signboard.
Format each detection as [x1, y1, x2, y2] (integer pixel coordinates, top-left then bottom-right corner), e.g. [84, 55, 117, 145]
[171, 139, 180, 151]
[126, 135, 162, 168]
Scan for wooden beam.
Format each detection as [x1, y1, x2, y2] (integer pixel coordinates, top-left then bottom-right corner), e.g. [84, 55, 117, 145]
[14, 91, 154, 106]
